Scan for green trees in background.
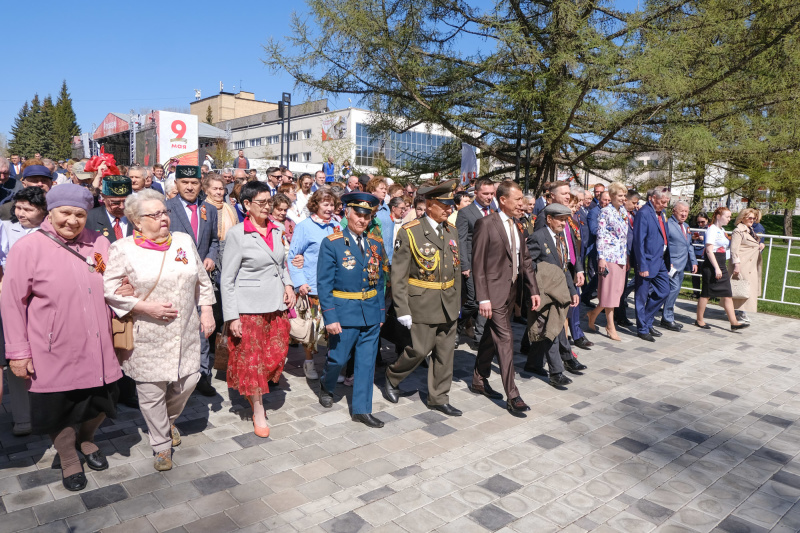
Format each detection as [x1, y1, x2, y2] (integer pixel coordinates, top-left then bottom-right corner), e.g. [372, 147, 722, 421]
[8, 80, 80, 160]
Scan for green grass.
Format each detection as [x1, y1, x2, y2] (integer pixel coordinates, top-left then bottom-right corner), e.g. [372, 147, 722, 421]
[722, 214, 800, 237]
[679, 240, 800, 319]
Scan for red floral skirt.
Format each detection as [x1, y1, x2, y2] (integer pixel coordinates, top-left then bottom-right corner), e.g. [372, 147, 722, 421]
[226, 311, 290, 396]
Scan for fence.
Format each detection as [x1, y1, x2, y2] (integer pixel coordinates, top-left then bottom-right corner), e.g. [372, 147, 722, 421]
[687, 228, 800, 307]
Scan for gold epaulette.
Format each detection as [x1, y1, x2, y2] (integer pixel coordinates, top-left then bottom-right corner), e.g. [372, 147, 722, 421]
[327, 233, 343, 241]
[402, 220, 420, 230]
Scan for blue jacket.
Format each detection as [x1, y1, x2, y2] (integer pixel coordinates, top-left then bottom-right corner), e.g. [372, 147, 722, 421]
[323, 162, 336, 182]
[586, 204, 601, 254]
[633, 201, 669, 276]
[287, 216, 340, 295]
[317, 227, 386, 327]
[374, 203, 394, 264]
[575, 209, 589, 258]
[667, 216, 698, 272]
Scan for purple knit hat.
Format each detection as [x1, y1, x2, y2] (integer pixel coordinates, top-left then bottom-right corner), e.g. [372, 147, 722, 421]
[46, 183, 94, 212]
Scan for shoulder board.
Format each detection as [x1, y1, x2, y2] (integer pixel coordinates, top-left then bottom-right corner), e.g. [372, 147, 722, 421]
[402, 220, 420, 230]
[326, 233, 343, 241]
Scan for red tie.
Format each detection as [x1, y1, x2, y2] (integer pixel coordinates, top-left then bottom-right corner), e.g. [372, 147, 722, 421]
[482, 207, 489, 217]
[188, 204, 199, 239]
[657, 214, 667, 245]
[113, 217, 123, 240]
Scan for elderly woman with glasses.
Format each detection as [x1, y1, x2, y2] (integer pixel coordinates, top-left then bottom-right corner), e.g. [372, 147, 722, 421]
[730, 208, 764, 323]
[104, 189, 215, 472]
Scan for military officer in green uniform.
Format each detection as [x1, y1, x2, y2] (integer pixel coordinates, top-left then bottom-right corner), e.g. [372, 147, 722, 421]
[383, 180, 463, 417]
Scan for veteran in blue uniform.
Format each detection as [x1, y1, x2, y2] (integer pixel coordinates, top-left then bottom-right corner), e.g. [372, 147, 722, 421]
[317, 192, 387, 428]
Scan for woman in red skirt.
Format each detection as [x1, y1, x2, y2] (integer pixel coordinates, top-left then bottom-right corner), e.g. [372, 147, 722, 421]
[220, 181, 296, 438]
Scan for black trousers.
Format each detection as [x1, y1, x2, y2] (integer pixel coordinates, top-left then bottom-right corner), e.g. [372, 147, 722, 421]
[458, 273, 486, 339]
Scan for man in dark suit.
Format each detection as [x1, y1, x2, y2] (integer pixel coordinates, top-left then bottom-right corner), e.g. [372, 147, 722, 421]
[661, 201, 697, 330]
[0, 157, 23, 205]
[456, 177, 495, 346]
[9, 154, 22, 179]
[526, 203, 581, 387]
[87, 176, 134, 243]
[633, 186, 671, 342]
[167, 165, 220, 395]
[470, 181, 540, 415]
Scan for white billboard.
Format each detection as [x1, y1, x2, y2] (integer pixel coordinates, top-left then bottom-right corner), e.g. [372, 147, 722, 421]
[158, 111, 199, 165]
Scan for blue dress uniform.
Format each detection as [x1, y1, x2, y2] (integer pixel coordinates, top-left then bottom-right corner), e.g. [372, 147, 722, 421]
[317, 226, 386, 415]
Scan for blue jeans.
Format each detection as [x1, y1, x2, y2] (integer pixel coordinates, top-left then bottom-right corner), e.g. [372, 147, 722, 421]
[662, 270, 685, 323]
[321, 324, 380, 415]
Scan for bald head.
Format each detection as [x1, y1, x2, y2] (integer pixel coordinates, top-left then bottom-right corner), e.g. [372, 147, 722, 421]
[234, 169, 247, 180]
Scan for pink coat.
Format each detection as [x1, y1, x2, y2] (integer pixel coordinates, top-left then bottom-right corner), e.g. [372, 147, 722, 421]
[0, 219, 122, 393]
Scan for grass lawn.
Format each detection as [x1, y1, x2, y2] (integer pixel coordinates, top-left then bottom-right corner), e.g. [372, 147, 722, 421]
[679, 239, 800, 319]
[723, 214, 800, 237]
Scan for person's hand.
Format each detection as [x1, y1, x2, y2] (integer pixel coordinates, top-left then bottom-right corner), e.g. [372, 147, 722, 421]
[575, 272, 585, 287]
[570, 294, 580, 307]
[598, 259, 607, 272]
[479, 301, 492, 320]
[639, 270, 649, 278]
[292, 255, 304, 268]
[326, 322, 342, 335]
[397, 315, 412, 329]
[692, 265, 698, 274]
[230, 319, 243, 338]
[9, 358, 34, 379]
[733, 264, 740, 276]
[200, 308, 215, 338]
[462, 270, 470, 278]
[298, 284, 310, 296]
[203, 258, 215, 272]
[140, 301, 179, 321]
[759, 243, 765, 251]
[115, 276, 135, 297]
[284, 286, 296, 308]
[715, 267, 722, 280]
[531, 295, 541, 311]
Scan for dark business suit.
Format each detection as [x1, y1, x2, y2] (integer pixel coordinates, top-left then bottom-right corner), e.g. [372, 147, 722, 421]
[0, 178, 23, 205]
[526, 227, 577, 373]
[582, 203, 602, 303]
[456, 201, 494, 339]
[9, 163, 22, 179]
[471, 213, 538, 400]
[633, 201, 670, 335]
[615, 210, 637, 322]
[86, 206, 133, 243]
[167, 196, 220, 379]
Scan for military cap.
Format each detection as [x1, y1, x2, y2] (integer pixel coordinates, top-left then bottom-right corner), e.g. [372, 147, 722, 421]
[418, 179, 457, 206]
[175, 165, 201, 180]
[342, 192, 380, 215]
[541, 202, 572, 217]
[101, 175, 133, 197]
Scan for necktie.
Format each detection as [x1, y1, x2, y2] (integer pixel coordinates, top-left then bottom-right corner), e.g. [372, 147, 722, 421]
[482, 207, 489, 217]
[507, 219, 518, 283]
[557, 233, 568, 270]
[113, 217, 123, 240]
[657, 213, 667, 246]
[357, 235, 364, 256]
[188, 204, 199, 239]
[564, 224, 575, 265]
[437, 223, 443, 238]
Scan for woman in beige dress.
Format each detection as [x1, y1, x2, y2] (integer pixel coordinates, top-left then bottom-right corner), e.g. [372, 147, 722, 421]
[104, 189, 215, 472]
[730, 208, 764, 323]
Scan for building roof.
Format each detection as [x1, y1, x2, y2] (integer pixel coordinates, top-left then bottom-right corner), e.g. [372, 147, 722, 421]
[219, 99, 330, 131]
[199, 122, 227, 139]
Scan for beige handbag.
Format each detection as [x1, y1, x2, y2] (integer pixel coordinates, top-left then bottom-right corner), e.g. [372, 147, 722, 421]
[289, 295, 314, 344]
[112, 252, 167, 351]
[730, 274, 750, 299]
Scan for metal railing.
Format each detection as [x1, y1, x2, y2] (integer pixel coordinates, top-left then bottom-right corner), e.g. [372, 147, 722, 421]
[687, 228, 800, 307]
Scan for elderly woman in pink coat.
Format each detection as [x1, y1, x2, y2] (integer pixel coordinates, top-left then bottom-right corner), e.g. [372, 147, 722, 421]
[1, 183, 122, 493]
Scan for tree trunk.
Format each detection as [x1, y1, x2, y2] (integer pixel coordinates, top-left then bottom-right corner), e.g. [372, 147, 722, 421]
[784, 194, 795, 236]
[690, 160, 706, 217]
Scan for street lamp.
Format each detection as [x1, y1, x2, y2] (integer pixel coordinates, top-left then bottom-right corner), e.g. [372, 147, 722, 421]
[278, 92, 292, 168]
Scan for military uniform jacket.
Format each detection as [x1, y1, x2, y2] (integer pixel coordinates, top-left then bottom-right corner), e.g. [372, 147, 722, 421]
[392, 217, 461, 325]
[317, 227, 386, 328]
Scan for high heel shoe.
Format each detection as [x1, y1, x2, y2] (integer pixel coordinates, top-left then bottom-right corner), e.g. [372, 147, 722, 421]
[247, 398, 270, 438]
[606, 328, 621, 341]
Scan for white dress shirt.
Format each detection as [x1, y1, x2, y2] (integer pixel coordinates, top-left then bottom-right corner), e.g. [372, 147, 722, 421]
[424, 215, 442, 237]
[105, 210, 130, 236]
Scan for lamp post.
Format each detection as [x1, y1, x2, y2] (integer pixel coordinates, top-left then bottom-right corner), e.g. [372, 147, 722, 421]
[283, 92, 292, 170]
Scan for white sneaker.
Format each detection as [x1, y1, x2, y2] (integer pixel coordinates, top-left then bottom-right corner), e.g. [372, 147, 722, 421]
[337, 374, 345, 383]
[739, 311, 750, 322]
[303, 360, 319, 380]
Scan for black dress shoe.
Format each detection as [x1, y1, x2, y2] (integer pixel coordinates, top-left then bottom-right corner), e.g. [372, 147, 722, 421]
[81, 449, 108, 471]
[573, 337, 593, 350]
[694, 321, 711, 329]
[429, 403, 462, 417]
[731, 323, 750, 331]
[194, 379, 216, 397]
[649, 327, 663, 337]
[638, 333, 656, 342]
[564, 358, 587, 373]
[319, 386, 333, 408]
[582, 300, 597, 309]
[659, 320, 681, 332]
[468, 381, 503, 400]
[383, 374, 400, 404]
[62, 471, 87, 492]
[506, 397, 530, 414]
[523, 366, 549, 377]
[549, 373, 573, 387]
[615, 317, 634, 327]
[352, 413, 384, 428]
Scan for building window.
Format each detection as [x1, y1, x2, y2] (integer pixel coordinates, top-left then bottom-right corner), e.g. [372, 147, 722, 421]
[300, 152, 312, 162]
[267, 135, 280, 144]
[285, 132, 299, 142]
[288, 153, 298, 162]
[301, 129, 312, 140]
[249, 138, 262, 147]
[354, 123, 452, 168]
[233, 141, 245, 150]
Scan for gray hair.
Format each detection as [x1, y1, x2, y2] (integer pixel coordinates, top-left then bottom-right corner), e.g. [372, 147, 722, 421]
[124, 189, 167, 223]
[523, 193, 535, 201]
[649, 186, 670, 200]
[128, 166, 146, 179]
[222, 168, 233, 176]
[42, 158, 56, 172]
[0, 156, 7, 171]
[673, 200, 689, 210]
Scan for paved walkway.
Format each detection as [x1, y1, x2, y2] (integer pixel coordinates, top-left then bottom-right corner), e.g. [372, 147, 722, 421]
[1, 301, 800, 533]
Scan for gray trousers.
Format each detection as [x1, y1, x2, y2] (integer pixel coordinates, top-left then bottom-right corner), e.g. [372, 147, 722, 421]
[137, 372, 200, 453]
[526, 328, 569, 375]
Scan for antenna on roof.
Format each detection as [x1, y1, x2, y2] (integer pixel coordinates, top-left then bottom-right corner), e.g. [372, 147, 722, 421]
[219, 81, 223, 93]
[194, 89, 201, 101]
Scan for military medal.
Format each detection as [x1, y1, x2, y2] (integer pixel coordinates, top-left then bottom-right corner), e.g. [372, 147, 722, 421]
[85, 255, 96, 272]
[102, 228, 109, 237]
[93, 253, 106, 274]
[200, 205, 207, 221]
[175, 248, 188, 264]
[342, 250, 356, 269]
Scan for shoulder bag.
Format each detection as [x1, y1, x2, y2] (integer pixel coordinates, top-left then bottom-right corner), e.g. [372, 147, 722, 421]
[289, 295, 314, 345]
[730, 272, 750, 300]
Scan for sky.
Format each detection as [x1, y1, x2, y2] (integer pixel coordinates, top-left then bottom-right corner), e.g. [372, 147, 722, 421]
[2, 0, 640, 145]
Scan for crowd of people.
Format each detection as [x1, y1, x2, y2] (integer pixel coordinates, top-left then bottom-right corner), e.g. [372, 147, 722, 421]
[0, 152, 766, 493]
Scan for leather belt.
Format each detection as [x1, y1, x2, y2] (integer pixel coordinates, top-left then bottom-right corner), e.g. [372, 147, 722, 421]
[332, 289, 377, 300]
[408, 278, 454, 290]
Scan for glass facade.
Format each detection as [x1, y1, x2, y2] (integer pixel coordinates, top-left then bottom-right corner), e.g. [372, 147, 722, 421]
[355, 123, 451, 168]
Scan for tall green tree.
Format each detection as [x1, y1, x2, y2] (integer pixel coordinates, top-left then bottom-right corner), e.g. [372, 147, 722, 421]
[8, 101, 32, 157]
[263, 0, 800, 191]
[53, 80, 80, 160]
[37, 95, 56, 158]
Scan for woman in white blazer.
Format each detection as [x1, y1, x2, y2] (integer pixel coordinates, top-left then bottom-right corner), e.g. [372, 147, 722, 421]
[221, 181, 295, 438]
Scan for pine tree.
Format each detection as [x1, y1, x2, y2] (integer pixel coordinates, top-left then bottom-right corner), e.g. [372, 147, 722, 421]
[8, 101, 31, 157]
[205, 105, 214, 125]
[53, 80, 80, 160]
[36, 95, 56, 159]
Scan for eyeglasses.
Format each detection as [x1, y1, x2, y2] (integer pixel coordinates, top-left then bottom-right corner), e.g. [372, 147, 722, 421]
[249, 199, 270, 207]
[744, 216, 755, 220]
[141, 209, 171, 220]
[269, 174, 282, 179]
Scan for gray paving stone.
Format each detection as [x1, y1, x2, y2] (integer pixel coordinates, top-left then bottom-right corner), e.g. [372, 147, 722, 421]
[190, 472, 239, 496]
[469, 503, 516, 531]
[612, 437, 649, 454]
[629, 498, 674, 525]
[422, 422, 457, 437]
[716, 514, 770, 533]
[0, 508, 38, 533]
[112, 493, 163, 521]
[529, 435, 564, 450]
[32, 495, 86, 524]
[17, 468, 61, 490]
[359, 485, 396, 503]
[320, 510, 370, 533]
[101, 516, 158, 533]
[122, 473, 170, 497]
[80, 483, 129, 510]
[224, 499, 275, 528]
[65, 506, 120, 533]
[478, 475, 523, 497]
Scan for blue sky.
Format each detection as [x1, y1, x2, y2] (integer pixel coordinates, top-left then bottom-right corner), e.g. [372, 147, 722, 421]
[2, 0, 639, 145]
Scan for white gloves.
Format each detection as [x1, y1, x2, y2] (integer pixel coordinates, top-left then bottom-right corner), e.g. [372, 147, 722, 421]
[397, 315, 412, 329]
